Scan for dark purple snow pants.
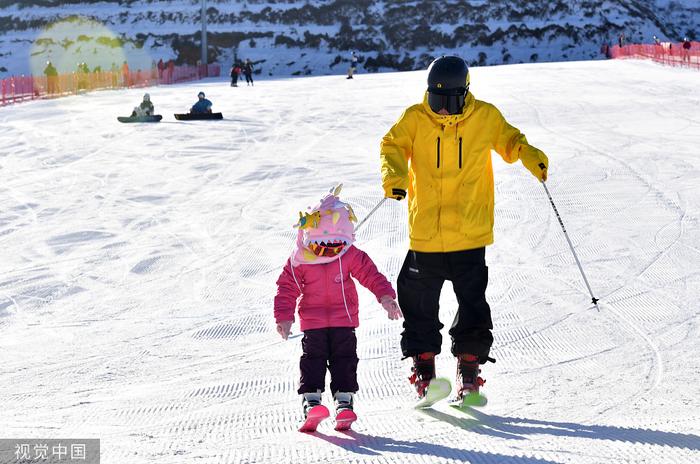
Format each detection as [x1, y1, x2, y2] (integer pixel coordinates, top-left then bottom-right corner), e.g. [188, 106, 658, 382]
[297, 327, 359, 394]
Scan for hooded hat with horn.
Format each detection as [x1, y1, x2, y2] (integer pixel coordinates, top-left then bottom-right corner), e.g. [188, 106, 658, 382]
[291, 184, 357, 266]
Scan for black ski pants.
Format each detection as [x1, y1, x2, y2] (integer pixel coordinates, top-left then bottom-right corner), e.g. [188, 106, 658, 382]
[297, 327, 359, 394]
[397, 248, 493, 360]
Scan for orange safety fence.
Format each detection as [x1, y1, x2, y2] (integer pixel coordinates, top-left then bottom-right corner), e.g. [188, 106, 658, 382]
[1, 63, 220, 107]
[610, 42, 700, 70]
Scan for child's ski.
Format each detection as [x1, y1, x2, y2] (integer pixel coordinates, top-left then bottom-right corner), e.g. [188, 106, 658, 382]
[334, 409, 357, 431]
[299, 404, 330, 433]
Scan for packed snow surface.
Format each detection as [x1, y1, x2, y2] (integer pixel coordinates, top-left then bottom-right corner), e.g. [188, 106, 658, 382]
[1, 59, 699, 463]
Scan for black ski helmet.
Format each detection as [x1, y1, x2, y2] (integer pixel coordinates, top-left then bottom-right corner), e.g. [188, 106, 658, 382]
[426, 56, 470, 115]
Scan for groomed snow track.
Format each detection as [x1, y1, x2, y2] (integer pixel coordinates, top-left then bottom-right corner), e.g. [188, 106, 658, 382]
[1, 59, 699, 463]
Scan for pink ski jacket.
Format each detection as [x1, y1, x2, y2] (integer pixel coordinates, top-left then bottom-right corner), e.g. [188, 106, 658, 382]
[274, 246, 396, 331]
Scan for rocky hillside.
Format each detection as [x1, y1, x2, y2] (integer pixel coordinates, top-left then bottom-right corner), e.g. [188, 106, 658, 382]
[0, 0, 698, 77]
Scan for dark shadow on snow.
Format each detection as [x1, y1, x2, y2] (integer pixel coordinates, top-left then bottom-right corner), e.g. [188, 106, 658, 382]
[312, 430, 560, 463]
[419, 407, 700, 450]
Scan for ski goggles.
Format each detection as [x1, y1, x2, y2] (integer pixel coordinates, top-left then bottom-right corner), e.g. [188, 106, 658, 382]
[428, 87, 467, 115]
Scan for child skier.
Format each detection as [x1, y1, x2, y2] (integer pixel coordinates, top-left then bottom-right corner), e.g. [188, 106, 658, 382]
[274, 185, 402, 431]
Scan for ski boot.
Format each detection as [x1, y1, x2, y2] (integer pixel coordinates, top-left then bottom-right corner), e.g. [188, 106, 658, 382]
[455, 354, 487, 408]
[299, 391, 329, 433]
[333, 392, 354, 414]
[409, 352, 436, 398]
[302, 391, 323, 417]
[333, 392, 357, 431]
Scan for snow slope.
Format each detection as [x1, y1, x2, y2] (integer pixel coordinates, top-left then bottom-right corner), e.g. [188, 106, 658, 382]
[1, 0, 699, 77]
[1, 60, 699, 463]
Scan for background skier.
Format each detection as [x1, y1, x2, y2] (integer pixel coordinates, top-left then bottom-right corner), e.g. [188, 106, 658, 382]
[167, 59, 175, 83]
[347, 51, 358, 79]
[230, 63, 241, 87]
[43, 60, 58, 95]
[157, 58, 164, 80]
[121, 61, 130, 87]
[243, 59, 254, 86]
[379, 55, 549, 403]
[682, 38, 691, 63]
[274, 185, 401, 429]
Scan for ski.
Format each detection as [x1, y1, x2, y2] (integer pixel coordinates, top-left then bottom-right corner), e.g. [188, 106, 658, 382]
[414, 377, 451, 409]
[450, 391, 488, 411]
[334, 409, 357, 431]
[298, 404, 330, 433]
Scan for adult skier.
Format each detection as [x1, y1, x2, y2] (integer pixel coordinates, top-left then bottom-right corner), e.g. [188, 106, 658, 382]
[243, 59, 254, 86]
[121, 61, 130, 87]
[157, 58, 165, 80]
[191, 91, 213, 114]
[682, 38, 691, 63]
[379, 55, 549, 403]
[43, 61, 58, 95]
[230, 63, 241, 87]
[347, 51, 358, 79]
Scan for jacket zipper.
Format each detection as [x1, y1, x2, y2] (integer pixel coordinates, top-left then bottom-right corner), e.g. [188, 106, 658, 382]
[437, 126, 445, 237]
[436, 136, 441, 168]
[338, 257, 352, 323]
[459, 137, 463, 169]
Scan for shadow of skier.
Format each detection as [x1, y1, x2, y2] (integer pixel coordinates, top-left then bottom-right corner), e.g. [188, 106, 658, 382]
[312, 429, 560, 463]
[419, 407, 700, 450]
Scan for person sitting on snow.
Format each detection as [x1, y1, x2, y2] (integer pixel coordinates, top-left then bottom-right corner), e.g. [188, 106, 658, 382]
[191, 91, 213, 114]
[131, 93, 154, 117]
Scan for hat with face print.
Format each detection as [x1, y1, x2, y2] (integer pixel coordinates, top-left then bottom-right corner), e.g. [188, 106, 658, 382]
[291, 184, 357, 266]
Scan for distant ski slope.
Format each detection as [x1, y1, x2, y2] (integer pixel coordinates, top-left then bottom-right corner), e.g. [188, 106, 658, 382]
[0, 60, 699, 463]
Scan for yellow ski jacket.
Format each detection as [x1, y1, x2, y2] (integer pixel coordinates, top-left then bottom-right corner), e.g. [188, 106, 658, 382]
[380, 92, 548, 253]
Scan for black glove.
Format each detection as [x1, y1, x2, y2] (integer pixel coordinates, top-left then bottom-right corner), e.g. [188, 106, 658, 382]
[391, 188, 406, 201]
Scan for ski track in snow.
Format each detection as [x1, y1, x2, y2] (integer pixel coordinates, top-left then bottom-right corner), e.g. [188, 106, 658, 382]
[1, 60, 699, 463]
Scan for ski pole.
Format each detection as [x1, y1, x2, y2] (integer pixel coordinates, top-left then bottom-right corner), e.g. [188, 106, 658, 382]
[355, 197, 387, 232]
[541, 180, 599, 307]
